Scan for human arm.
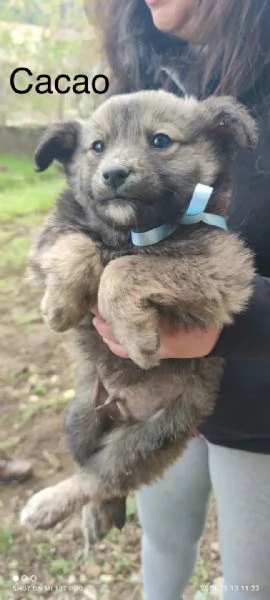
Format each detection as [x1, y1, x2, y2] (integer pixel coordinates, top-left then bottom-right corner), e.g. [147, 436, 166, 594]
[93, 275, 270, 361]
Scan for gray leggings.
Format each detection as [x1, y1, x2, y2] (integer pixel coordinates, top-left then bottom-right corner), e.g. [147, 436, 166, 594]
[136, 437, 270, 600]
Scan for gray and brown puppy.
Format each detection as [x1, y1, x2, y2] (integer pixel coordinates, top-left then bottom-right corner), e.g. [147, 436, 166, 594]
[21, 90, 256, 543]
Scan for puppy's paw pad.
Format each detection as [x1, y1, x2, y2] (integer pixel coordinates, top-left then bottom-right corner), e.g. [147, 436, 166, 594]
[20, 487, 60, 530]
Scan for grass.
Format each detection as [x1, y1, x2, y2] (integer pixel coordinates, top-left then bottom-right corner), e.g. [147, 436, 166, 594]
[0, 276, 21, 293]
[15, 311, 41, 326]
[192, 554, 212, 599]
[0, 235, 31, 269]
[0, 529, 13, 553]
[0, 153, 64, 223]
[50, 558, 73, 577]
[0, 152, 64, 296]
[126, 495, 137, 521]
[0, 153, 61, 188]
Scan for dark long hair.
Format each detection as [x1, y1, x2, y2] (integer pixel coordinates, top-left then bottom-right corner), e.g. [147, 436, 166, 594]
[86, 0, 270, 102]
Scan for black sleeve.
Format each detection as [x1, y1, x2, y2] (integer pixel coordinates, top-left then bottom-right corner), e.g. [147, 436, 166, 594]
[210, 275, 270, 359]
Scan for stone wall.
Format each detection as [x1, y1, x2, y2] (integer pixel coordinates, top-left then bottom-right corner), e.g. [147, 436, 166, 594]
[0, 126, 45, 156]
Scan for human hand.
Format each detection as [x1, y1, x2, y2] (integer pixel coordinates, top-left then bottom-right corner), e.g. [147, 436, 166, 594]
[91, 308, 221, 360]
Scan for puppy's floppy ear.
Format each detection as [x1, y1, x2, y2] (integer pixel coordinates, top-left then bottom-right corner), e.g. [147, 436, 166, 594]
[35, 121, 81, 172]
[199, 96, 258, 155]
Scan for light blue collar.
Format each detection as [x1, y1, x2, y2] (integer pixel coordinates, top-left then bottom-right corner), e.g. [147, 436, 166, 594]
[130, 183, 227, 247]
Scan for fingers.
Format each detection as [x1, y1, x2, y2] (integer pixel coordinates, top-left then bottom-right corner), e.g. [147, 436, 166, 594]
[93, 316, 117, 342]
[92, 317, 129, 358]
[103, 339, 129, 358]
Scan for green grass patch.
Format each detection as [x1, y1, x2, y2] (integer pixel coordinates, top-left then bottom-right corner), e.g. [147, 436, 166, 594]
[15, 311, 41, 326]
[0, 153, 60, 189]
[114, 553, 133, 574]
[0, 275, 17, 293]
[126, 495, 137, 521]
[192, 555, 211, 591]
[0, 235, 31, 270]
[32, 383, 47, 395]
[0, 181, 64, 222]
[0, 153, 64, 294]
[0, 153, 64, 222]
[35, 542, 51, 558]
[49, 558, 72, 577]
[0, 528, 13, 553]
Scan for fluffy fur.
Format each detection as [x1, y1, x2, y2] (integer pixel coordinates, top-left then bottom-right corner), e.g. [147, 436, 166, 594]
[20, 90, 256, 544]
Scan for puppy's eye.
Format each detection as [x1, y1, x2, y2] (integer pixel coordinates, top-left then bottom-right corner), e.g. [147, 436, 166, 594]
[150, 133, 172, 149]
[92, 140, 105, 154]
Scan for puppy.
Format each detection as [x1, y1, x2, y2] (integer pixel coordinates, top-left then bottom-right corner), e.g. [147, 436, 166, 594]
[21, 91, 256, 544]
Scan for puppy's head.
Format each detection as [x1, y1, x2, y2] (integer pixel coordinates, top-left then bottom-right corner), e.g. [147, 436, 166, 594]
[35, 91, 257, 230]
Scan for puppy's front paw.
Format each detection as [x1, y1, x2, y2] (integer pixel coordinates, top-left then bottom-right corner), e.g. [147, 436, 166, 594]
[20, 481, 75, 530]
[123, 328, 160, 369]
[98, 263, 160, 369]
[41, 285, 87, 332]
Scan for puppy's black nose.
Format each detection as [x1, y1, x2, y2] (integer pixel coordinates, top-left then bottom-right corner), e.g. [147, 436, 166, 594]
[102, 166, 130, 189]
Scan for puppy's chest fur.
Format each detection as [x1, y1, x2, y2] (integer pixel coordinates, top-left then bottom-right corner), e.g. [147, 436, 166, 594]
[61, 189, 219, 263]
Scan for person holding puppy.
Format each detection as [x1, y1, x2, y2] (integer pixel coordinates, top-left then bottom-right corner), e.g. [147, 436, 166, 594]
[89, 1, 270, 599]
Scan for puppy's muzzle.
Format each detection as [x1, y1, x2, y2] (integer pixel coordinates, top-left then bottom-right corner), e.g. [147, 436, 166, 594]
[102, 166, 131, 190]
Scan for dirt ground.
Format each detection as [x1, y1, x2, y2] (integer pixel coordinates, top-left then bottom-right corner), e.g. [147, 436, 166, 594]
[0, 190, 222, 600]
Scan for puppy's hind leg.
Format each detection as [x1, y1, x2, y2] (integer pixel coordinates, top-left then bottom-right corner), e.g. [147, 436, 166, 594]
[82, 497, 126, 553]
[20, 472, 100, 530]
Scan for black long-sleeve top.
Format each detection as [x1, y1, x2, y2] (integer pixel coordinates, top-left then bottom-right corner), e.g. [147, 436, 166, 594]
[200, 77, 270, 452]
